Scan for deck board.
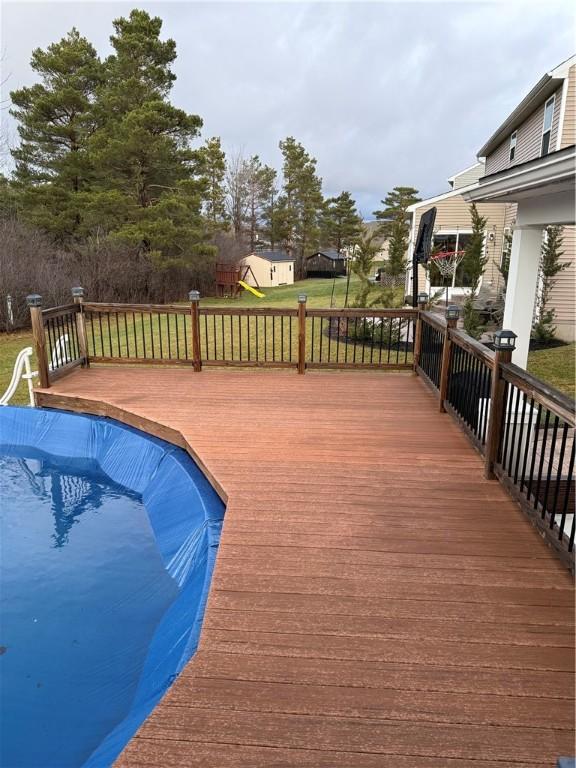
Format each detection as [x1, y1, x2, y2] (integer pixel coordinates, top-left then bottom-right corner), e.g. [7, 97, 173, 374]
[34, 368, 575, 767]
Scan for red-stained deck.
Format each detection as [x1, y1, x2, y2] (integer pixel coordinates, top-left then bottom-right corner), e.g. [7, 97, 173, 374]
[35, 368, 575, 767]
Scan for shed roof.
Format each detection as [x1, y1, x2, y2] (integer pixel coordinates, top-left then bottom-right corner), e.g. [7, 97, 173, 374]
[307, 249, 345, 261]
[249, 250, 294, 263]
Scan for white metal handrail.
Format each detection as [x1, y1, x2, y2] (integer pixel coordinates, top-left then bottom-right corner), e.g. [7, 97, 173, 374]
[1, 333, 71, 407]
[0, 346, 37, 407]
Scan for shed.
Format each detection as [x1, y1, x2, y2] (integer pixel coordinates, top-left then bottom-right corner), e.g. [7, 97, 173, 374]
[240, 251, 295, 288]
[306, 249, 347, 278]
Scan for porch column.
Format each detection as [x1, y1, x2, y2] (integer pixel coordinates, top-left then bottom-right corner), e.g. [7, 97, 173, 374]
[503, 227, 542, 369]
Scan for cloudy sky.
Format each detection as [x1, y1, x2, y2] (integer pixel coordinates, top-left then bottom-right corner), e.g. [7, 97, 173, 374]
[1, 0, 574, 216]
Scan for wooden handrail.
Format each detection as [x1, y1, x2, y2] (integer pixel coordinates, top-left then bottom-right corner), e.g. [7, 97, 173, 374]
[308, 308, 417, 319]
[84, 302, 185, 315]
[501, 362, 575, 427]
[420, 311, 447, 333]
[42, 304, 78, 319]
[448, 329, 496, 369]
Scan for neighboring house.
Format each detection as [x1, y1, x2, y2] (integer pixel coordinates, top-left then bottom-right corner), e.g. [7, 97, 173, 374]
[240, 250, 295, 288]
[464, 55, 575, 366]
[406, 162, 509, 302]
[306, 249, 347, 278]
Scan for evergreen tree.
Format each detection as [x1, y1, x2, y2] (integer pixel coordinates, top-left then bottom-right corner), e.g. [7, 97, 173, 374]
[461, 203, 488, 338]
[373, 186, 420, 279]
[9, 29, 103, 238]
[198, 136, 227, 227]
[276, 137, 324, 277]
[533, 226, 568, 343]
[86, 10, 212, 269]
[244, 156, 276, 250]
[321, 191, 363, 253]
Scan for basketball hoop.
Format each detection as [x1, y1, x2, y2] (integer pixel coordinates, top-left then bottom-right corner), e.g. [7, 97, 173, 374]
[429, 250, 465, 305]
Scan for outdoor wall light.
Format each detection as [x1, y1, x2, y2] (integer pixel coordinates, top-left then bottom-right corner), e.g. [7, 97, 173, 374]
[188, 290, 200, 302]
[298, 294, 307, 304]
[493, 329, 517, 351]
[26, 294, 42, 307]
[417, 292, 429, 305]
[445, 304, 460, 321]
[71, 287, 84, 298]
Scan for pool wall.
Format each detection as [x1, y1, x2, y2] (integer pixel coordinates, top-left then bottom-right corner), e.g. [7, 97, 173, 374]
[0, 407, 225, 767]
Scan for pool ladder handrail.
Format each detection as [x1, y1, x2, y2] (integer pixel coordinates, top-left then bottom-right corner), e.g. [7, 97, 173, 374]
[0, 346, 37, 407]
[0, 334, 71, 407]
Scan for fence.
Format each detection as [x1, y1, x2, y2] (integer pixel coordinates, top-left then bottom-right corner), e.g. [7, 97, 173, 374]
[418, 310, 575, 570]
[33, 293, 417, 376]
[29, 291, 575, 570]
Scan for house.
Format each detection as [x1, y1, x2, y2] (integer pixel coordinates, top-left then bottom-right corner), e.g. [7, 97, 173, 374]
[240, 250, 295, 288]
[305, 249, 347, 278]
[463, 55, 576, 367]
[406, 162, 510, 303]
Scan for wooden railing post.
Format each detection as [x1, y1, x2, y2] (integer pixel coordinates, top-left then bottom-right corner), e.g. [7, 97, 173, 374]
[438, 305, 460, 412]
[27, 294, 49, 389]
[413, 293, 428, 372]
[484, 329, 517, 479]
[72, 287, 88, 366]
[189, 290, 202, 372]
[297, 294, 307, 374]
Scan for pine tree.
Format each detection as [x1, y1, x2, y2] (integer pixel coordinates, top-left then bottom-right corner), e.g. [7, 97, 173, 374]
[9, 29, 103, 238]
[85, 10, 211, 269]
[198, 137, 227, 228]
[321, 191, 363, 253]
[373, 186, 420, 279]
[533, 226, 568, 343]
[276, 137, 324, 277]
[461, 203, 488, 338]
[245, 156, 276, 251]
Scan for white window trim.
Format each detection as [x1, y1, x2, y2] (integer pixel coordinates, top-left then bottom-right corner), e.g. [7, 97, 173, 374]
[556, 79, 569, 151]
[540, 94, 556, 157]
[429, 229, 476, 293]
[509, 131, 517, 163]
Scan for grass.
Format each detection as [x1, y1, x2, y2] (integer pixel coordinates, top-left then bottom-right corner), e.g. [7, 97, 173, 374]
[0, 331, 35, 406]
[527, 343, 575, 397]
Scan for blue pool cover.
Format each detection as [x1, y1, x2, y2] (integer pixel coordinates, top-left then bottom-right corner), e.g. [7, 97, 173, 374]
[0, 407, 225, 768]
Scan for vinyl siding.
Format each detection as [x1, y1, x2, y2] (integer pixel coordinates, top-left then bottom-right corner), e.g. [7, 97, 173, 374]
[560, 65, 576, 149]
[412, 196, 507, 294]
[549, 226, 576, 342]
[451, 164, 484, 190]
[485, 86, 564, 174]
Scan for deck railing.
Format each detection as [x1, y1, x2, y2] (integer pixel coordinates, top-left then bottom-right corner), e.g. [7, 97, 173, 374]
[418, 309, 575, 569]
[33, 292, 417, 375]
[28, 290, 575, 569]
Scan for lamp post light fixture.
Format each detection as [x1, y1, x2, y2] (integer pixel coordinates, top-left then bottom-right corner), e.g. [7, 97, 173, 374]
[298, 293, 307, 304]
[417, 292, 429, 306]
[71, 286, 84, 299]
[188, 290, 200, 302]
[493, 329, 517, 351]
[26, 294, 42, 308]
[445, 304, 460, 322]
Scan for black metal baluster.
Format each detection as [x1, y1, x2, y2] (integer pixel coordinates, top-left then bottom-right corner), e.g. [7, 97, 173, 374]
[541, 416, 559, 522]
[534, 409, 551, 515]
[506, 385, 522, 474]
[550, 421, 568, 530]
[519, 398, 536, 493]
[513, 391, 528, 483]
[558, 439, 575, 543]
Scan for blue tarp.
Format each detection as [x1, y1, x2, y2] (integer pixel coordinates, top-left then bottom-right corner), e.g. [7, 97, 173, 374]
[0, 406, 225, 767]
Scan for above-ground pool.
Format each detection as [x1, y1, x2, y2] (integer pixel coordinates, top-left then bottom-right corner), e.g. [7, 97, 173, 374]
[0, 407, 225, 768]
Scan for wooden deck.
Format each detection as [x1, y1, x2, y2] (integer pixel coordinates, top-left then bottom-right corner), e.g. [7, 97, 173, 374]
[35, 368, 575, 767]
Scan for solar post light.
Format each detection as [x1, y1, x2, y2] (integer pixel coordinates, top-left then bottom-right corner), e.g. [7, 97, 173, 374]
[417, 292, 428, 307]
[188, 290, 200, 302]
[26, 294, 42, 307]
[493, 329, 517, 351]
[298, 294, 307, 303]
[71, 287, 84, 299]
[445, 304, 460, 321]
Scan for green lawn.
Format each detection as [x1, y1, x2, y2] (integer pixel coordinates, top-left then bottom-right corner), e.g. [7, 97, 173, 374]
[0, 331, 35, 406]
[201, 274, 358, 308]
[527, 343, 575, 398]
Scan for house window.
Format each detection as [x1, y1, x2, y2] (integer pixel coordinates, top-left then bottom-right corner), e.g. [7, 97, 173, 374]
[429, 231, 475, 287]
[509, 131, 517, 162]
[540, 96, 555, 156]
